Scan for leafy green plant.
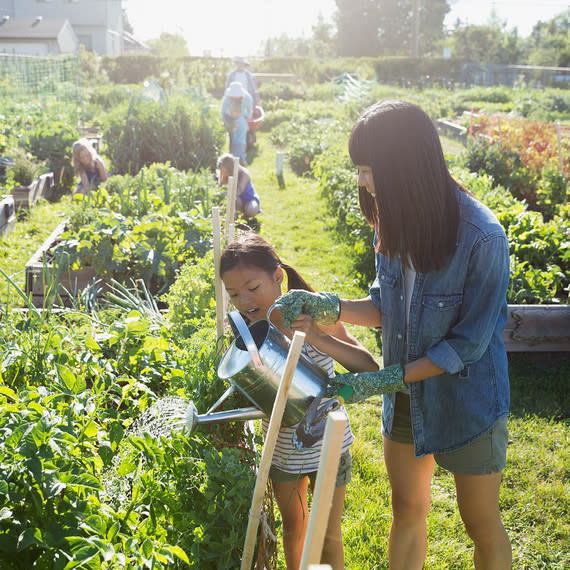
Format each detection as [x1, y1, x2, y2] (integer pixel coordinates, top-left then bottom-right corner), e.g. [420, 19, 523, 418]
[5, 149, 42, 187]
[102, 94, 224, 176]
[22, 122, 78, 198]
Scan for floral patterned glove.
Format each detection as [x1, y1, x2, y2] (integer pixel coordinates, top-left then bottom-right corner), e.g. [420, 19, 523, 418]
[272, 289, 341, 328]
[326, 364, 406, 404]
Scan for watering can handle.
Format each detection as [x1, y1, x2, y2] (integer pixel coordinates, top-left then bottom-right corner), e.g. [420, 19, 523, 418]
[228, 310, 263, 368]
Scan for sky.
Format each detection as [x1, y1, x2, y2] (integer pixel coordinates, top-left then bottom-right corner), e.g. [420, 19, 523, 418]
[124, 0, 569, 57]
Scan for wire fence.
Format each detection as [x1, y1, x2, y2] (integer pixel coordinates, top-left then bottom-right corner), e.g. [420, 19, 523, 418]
[0, 52, 81, 120]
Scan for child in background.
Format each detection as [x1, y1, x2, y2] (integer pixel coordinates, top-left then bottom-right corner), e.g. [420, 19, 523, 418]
[221, 81, 252, 165]
[219, 232, 378, 570]
[217, 153, 260, 219]
[71, 138, 107, 197]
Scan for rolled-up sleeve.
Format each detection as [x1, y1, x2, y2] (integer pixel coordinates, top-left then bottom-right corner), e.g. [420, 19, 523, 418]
[426, 232, 510, 374]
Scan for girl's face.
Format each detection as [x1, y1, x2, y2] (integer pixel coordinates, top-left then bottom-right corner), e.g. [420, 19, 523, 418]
[356, 165, 376, 197]
[222, 263, 283, 322]
[78, 148, 92, 166]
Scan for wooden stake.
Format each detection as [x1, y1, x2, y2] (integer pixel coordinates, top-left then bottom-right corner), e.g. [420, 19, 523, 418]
[241, 331, 306, 570]
[226, 174, 237, 244]
[299, 410, 347, 570]
[212, 207, 225, 338]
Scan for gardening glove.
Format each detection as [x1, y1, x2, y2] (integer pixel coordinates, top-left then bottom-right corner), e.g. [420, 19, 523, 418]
[325, 364, 406, 404]
[272, 289, 341, 328]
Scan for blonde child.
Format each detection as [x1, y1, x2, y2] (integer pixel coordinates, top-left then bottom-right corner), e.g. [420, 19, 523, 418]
[71, 138, 107, 196]
[220, 232, 378, 569]
[217, 153, 260, 219]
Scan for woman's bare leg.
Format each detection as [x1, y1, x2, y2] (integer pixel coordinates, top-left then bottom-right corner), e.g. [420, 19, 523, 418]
[454, 472, 512, 569]
[384, 436, 435, 570]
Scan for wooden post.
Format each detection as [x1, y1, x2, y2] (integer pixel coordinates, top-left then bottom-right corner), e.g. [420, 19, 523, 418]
[241, 331, 306, 570]
[212, 207, 225, 338]
[299, 410, 346, 570]
[226, 174, 237, 244]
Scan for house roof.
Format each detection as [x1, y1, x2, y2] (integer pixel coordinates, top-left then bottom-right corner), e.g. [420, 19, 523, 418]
[0, 17, 69, 40]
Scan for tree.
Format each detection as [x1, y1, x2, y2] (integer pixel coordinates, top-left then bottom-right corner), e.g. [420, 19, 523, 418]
[449, 25, 505, 63]
[311, 13, 336, 58]
[335, 0, 381, 56]
[525, 10, 570, 67]
[146, 33, 190, 58]
[335, 0, 450, 57]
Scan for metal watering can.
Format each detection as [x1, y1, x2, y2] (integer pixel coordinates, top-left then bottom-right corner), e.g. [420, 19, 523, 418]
[184, 308, 329, 433]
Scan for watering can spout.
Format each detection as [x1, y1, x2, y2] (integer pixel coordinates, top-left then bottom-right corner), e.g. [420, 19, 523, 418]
[183, 400, 266, 433]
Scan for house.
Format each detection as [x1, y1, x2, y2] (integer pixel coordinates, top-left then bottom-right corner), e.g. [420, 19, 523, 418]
[0, 16, 78, 55]
[0, 0, 123, 56]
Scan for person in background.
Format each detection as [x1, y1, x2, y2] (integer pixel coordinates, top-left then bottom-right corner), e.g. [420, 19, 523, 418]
[273, 100, 512, 569]
[226, 56, 260, 105]
[71, 138, 107, 197]
[221, 81, 253, 165]
[217, 153, 260, 219]
[220, 232, 378, 570]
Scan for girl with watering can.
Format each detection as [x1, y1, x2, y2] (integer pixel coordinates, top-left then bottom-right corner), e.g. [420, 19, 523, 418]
[220, 232, 378, 570]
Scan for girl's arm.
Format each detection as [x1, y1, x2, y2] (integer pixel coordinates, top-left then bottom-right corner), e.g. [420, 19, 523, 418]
[80, 169, 89, 191]
[290, 315, 379, 372]
[96, 157, 108, 182]
[237, 168, 250, 194]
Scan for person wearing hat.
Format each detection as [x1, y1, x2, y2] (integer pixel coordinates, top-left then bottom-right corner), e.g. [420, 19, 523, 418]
[225, 56, 260, 105]
[221, 81, 253, 165]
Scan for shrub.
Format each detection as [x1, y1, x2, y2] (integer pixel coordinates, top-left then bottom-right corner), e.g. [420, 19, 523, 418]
[103, 95, 224, 176]
[22, 122, 78, 198]
[464, 137, 537, 205]
[5, 149, 42, 187]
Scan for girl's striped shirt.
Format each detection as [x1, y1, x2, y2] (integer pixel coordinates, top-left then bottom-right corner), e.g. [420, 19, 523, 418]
[261, 342, 354, 474]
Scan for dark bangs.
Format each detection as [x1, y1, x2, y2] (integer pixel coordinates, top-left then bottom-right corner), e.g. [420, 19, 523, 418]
[349, 100, 461, 273]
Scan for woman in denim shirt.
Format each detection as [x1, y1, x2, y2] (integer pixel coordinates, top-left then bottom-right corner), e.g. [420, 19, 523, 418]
[274, 100, 512, 569]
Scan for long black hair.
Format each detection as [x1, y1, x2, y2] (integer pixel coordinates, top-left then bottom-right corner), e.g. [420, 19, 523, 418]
[220, 232, 313, 291]
[349, 100, 465, 273]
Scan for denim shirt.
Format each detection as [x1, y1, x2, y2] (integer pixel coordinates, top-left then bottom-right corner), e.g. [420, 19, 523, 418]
[369, 187, 510, 457]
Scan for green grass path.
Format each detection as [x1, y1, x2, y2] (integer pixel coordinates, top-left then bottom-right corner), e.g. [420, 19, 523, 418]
[247, 133, 366, 301]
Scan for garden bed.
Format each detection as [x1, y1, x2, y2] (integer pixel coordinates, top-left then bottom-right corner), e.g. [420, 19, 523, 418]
[24, 220, 102, 307]
[504, 304, 570, 352]
[0, 194, 15, 237]
[11, 172, 54, 210]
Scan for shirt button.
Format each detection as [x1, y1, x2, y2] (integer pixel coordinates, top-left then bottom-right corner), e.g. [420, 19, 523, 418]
[397, 333, 403, 339]
[438, 302, 444, 307]
[400, 295, 404, 301]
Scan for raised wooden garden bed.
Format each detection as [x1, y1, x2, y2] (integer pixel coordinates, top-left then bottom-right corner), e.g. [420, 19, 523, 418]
[25, 220, 101, 307]
[504, 304, 570, 352]
[12, 172, 54, 211]
[0, 194, 16, 237]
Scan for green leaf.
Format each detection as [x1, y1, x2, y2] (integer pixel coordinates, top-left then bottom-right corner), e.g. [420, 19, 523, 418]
[117, 453, 138, 476]
[0, 386, 17, 400]
[141, 538, 153, 559]
[85, 336, 102, 352]
[169, 545, 190, 564]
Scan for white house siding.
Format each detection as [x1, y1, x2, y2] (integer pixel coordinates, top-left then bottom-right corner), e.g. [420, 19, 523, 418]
[0, 41, 50, 56]
[0, 0, 123, 55]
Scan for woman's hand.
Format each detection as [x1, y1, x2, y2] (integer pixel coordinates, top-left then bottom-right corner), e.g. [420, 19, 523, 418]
[273, 289, 340, 328]
[326, 364, 406, 403]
